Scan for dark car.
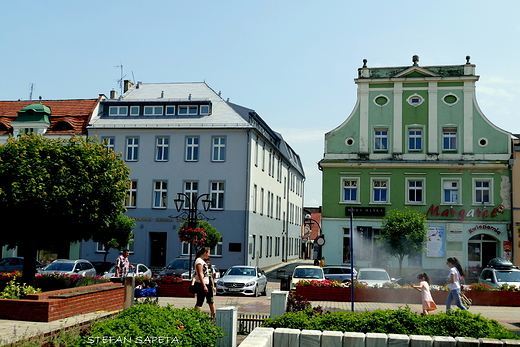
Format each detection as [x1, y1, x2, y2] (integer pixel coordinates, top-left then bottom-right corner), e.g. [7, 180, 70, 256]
[158, 256, 191, 278]
[395, 269, 448, 286]
[323, 266, 357, 283]
[90, 261, 115, 276]
[0, 257, 43, 273]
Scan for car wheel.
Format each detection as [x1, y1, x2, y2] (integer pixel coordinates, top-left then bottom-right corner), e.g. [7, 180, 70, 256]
[261, 283, 267, 296]
[254, 285, 259, 297]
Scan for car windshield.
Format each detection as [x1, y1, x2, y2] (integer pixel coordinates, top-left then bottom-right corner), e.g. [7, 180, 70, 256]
[44, 262, 75, 271]
[166, 259, 190, 269]
[226, 267, 256, 276]
[0, 258, 11, 266]
[294, 268, 324, 279]
[496, 270, 520, 282]
[358, 271, 389, 280]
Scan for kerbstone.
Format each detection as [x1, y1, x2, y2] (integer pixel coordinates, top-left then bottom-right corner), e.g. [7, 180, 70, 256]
[456, 337, 480, 347]
[388, 333, 410, 347]
[274, 328, 299, 347]
[410, 335, 432, 347]
[478, 338, 504, 347]
[366, 332, 388, 347]
[301, 329, 322, 347]
[343, 332, 366, 347]
[322, 330, 343, 347]
[432, 336, 456, 347]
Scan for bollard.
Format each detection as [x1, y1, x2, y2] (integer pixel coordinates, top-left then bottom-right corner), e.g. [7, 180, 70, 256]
[123, 276, 135, 309]
[216, 306, 237, 347]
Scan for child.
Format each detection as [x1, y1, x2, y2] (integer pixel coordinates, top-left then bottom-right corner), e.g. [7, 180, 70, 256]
[410, 272, 437, 316]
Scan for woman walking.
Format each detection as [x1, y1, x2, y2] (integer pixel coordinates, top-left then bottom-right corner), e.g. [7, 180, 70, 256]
[193, 247, 216, 317]
[445, 257, 467, 311]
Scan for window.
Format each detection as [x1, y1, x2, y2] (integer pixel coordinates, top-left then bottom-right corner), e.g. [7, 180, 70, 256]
[210, 181, 224, 210]
[372, 179, 388, 203]
[407, 94, 424, 107]
[144, 106, 163, 115]
[253, 184, 257, 213]
[443, 180, 459, 204]
[109, 106, 127, 116]
[130, 106, 139, 115]
[200, 105, 210, 115]
[474, 179, 491, 204]
[443, 128, 457, 151]
[211, 238, 223, 256]
[101, 137, 115, 152]
[342, 178, 359, 203]
[156, 137, 169, 161]
[153, 181, 167, 208]
[254, 140, 259, 167]
[212, 136, 226, 162]
[125, 180, 137, 208]
[126, 137, 139, 161]
[408, 128, 422, 151]
[165, 106, 175, 115]
[185, 137, 199, 161]
[260, 188, 265, 215]
[374, 128, 388, 150]
[183, 181, 198, 209]
[407, 179, 424, 204]
[178, 105, 198, 115]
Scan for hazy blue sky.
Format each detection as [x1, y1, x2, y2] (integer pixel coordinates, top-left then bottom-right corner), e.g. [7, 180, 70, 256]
[2, 1, 520, 206]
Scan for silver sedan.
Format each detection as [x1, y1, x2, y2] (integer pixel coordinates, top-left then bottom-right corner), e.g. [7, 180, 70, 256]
[216, 266, 267, 297]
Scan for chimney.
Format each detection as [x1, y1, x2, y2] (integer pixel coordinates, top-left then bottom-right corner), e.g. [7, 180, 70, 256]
[123, 80, 134, 93]
[110, 90, 118, 99]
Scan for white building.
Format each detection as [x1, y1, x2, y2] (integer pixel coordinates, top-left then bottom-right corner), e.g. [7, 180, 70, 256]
[82, 81, 305, 270]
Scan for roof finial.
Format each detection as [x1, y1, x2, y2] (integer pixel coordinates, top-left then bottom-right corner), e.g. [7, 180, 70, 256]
[362, 59, 367, 68]
[412, 55, 419, 66]
[466, 55, 471, 64]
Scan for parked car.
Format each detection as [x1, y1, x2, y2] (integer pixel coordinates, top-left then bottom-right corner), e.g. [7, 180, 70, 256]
[216, 265, 267, 296]
[395, 269, 448, 286]
[323, 265, 357, 283]
[180, 265, 221, 280]
[103, 263, 152, 279]
[0, 257, 43, 273]
[478, 258, 520, 288]
[290, 265, 325, 290]
[39, 259, 97, 276]
[90, 261, 114, 276]
[356, 268, 393, 287]
[158, 256, 191, 278]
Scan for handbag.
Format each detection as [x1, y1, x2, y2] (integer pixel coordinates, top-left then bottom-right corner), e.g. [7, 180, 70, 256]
[189, 277, 197, 294]
[460, 277, 471, 309]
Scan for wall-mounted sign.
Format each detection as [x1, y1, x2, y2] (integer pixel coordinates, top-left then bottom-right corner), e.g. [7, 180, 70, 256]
[345, 207, 386, 217]
[426, 204, 504, 222]
[426, 227, 445, 257]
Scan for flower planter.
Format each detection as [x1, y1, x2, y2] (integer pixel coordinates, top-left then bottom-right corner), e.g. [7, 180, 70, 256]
[0, 283, 124, 322]
[157, 280, 195, 297]
[295, 286, 520, 306]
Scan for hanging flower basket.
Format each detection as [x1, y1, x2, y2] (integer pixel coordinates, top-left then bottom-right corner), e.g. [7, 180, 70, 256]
[178, 226, 207, 248]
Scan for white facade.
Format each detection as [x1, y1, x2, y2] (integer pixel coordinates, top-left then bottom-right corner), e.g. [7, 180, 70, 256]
[82, 82, 304, 270]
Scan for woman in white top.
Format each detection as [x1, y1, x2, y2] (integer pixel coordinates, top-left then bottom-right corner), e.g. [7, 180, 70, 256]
[445, 257, 467, 310]
[193, 247, 215, 316]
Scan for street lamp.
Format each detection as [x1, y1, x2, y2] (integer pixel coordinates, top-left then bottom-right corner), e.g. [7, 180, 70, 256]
[170, 193, 213, 278]
[304, 214, 324, 260]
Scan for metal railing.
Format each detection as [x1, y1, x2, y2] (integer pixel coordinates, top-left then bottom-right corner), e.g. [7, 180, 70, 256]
[237, 314, 269, 335]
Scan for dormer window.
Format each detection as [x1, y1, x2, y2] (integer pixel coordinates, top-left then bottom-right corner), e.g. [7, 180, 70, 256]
[165, 106, 176, 115]
[130, 106, 140, 115]
[144, 106, 163, 116]
[200, 105, 210, 115]
[109, 106, 128, 116]
[179, 105, 198, 115]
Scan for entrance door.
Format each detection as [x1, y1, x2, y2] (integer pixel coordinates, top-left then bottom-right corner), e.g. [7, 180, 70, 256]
[468, 234, 497, 268]
[149, 232, 167, 267]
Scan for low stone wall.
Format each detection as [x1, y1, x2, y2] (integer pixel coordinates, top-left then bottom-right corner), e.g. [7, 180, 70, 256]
[0, 283, 124, 322]
[239, 328, 520, 347]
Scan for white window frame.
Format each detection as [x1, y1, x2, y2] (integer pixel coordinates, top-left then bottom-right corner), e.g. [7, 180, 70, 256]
[342, 178, 359, 203]
[200, 105, 210, 115]
[165, 106, 176, 115]
[442, 178, 461, 205]
[178, 105, 198, 115]
[473, 178, 493, 205]
[210, 181, 225, 210]
[126, 137, 139, 161]
[156, 136, 169, 162]
[109, 106, 128, 116]
[185, 136, 199, 162]
[260, 188, 265, 215]
[212, 136, 226, 162]
[130, 106, 140, 116]
[125, 180, 137, 208]
[144, 105, 163, 116]
[253, 184, 257, 213]
[371, 178, 390, 204]
[101, 136, 115, 152]
[408, 127, 423, 151]
[442, 127, 457, 151]
[374, 128, 388, 151]
[407, 93, 424, 107]
[153, 181, 168, 209]
[183, 181, 198, 209]
[406, 178, 425, 204]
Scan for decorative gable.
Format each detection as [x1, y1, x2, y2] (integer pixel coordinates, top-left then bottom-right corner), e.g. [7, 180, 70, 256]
[393, 66, 440, 78]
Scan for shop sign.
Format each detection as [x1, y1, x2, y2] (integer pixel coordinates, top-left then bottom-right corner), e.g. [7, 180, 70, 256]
[426, 204, 505, 222]
[468, 224, 502, 235]
[345, 207, 386, 217]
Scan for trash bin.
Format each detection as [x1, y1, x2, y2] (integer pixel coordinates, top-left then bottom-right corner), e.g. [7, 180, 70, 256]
[280, 276, 291, 291]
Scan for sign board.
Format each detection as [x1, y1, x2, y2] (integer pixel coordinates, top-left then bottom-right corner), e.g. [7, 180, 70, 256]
[345, 207, 386, 217]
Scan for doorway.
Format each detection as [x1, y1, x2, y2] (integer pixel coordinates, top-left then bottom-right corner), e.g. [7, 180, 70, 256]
[149, 232, 167, 267]
[468, 234, 497, 268]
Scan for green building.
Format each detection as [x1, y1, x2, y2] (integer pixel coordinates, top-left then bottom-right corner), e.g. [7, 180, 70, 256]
[319, 56, 512, 276]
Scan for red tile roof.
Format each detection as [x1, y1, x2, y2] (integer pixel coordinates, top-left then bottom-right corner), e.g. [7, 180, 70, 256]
[0, 96, 102, 135]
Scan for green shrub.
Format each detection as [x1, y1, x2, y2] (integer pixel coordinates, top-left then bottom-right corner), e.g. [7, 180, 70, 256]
[71, 303, 224, 346]
[263, 306, 519, 340]
[0, 279, 41, 299]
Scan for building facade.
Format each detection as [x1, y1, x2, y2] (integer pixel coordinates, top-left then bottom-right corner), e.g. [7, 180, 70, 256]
[82, 82, 304, 270]
[319, 56, 512, 276]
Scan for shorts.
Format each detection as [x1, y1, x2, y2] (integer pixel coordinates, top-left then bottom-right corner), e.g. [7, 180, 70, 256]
[195, 282, 214, 307]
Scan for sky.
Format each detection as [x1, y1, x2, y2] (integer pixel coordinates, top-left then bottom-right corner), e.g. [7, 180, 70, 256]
[2, 1, 520, 207]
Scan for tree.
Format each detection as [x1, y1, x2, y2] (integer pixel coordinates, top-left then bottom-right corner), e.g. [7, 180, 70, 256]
[376, 207, 427, 275]
[0, 134, 130, 285]
[93, 213, 135, 262]
[177, 220, 221, 253]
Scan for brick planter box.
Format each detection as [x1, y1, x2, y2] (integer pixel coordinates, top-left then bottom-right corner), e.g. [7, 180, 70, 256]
[0, 283, 124, 322]
[295, 286, 520, 306]
[157, 280, 195, 297]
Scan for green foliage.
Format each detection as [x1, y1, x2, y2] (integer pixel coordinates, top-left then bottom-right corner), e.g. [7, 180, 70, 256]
[95, 213, 136, 262]
[263, 307, 519, 339]
[378, 207, 427, 273]
[179, 220, 221, 251]
[0, 279, 41, 299]
[72, 304, 224, 346]
[498, 283, 518, 291]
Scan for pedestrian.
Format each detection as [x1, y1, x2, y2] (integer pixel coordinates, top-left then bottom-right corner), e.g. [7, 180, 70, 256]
[115, 249, 135, 279]
[320, 257, 325, 267]
[445, 257, 468, 310]
[205, 257, 217, 292]
[193, 247, 216, 317]
[410, 272, 437, 316]
[313, 258, 320, 266]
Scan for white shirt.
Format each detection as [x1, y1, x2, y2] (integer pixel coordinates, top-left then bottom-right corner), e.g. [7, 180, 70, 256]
[448, 267, 461, 290]
[194, 257, 209, 285]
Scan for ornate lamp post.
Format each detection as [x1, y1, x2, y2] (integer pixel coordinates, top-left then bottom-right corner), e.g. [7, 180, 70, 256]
[304, 214, 324, 260]
[170, 193, 213, 278]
